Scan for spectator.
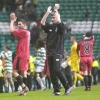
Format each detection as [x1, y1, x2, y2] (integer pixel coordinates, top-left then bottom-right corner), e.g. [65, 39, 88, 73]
[34, 38, 46, 90]
[0, 45, 14, 92]
[85, 9, 89, 21]
[98, 60, 100, 82]
[41, 9, 46, 19]
[30, 26, 40, 46]
[28, 7, 37, 21]
[29, 21, 37, 30]
[27, 56, 35, 91]
[66, 18, 74, 26]
[32, 0, 38, 8]
[92, 58, 99, 85]
[96, 55, 100, 82]
[66, 23, 72, 40]
[0, 60, 4, 93]
[0, 0, 3, 11]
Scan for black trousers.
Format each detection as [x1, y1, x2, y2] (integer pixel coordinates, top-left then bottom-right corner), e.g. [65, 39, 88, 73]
[63, 66, 72, 87]
[27, 73, 33, 91]
[92, 67, 98, 85]
[46, 76, 51, 89]
[0, 77, 3, 93]
[98, 70, 100, 82]
[14, 81, 19, 91]
[48, 55, 69, 92]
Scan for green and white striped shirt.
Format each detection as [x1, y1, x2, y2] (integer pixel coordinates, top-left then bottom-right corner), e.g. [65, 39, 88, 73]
[35, 47, 46, 67]
[0, 51, 12, 72]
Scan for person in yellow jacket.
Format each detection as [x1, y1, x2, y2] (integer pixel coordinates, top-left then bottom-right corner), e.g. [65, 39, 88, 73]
[63, 36, 84, 88]
[27, 56, 36, 91]
[0, 59, 4, 93]
[92, 58, 99, 85]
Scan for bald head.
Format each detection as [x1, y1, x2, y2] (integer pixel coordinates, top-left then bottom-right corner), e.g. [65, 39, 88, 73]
[70, 36, 77, 43]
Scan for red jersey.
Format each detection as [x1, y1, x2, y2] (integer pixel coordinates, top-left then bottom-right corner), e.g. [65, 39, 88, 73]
[77, 37, 94, 57]
[13, 29, 30, 59]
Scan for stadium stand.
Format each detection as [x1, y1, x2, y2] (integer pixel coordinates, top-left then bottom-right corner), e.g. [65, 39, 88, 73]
[0, 0, 100, 57]
[35, 0, 100, 57]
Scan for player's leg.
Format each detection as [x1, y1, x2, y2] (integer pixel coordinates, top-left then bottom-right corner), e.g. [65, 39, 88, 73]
[42, 74, 46, 85]
[87, 57, 93, 90]
[76, 73, 84, 81]
[63, 65, 72, 87]
[4, 71, 9, 93]
[35, 71, 46, 90]
[7, 72, 14, 92]
[84, 70, 89, 90]
[88, 70, 92, 90]
[53, 55, 73, 95]
[13, 57, 29, 96]
[48, 56, 60, 95]
[21, 70, 27, 86]
[80, 57, 88, 90]
[76, 63, 84, 81]
[8, 77, 15, 92]
[13, 70, 26, 89]
[72, 71, 77, 88]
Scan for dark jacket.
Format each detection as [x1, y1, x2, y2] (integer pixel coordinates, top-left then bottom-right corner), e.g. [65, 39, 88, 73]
[41, 22, 65, 56]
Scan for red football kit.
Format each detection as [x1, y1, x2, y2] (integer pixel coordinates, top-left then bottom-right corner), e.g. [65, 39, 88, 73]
[77, 37, 94, 71]
[13, 29, 30, 71]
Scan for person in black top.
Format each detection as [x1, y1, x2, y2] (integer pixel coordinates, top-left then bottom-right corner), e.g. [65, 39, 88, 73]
[41, 4, 73, 96]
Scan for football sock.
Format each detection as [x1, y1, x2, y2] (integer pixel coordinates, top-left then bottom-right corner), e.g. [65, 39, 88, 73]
[88, 75, 92, 88]
[36, 76, 44, 88]
[16, 75, 25, 88]
[10, 81, 15, 92]
[42, 77, 46, 85]
[4, 84, 9, 92]
[73, 75, 77, 86]
[76, 73, 84, 81]
[84, 75, 88, 88]
[23, 77, 27, 86]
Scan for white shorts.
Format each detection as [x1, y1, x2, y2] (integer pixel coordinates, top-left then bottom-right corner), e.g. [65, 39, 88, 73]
[35, 66, 44, 72]
[4, 71, 12, 79]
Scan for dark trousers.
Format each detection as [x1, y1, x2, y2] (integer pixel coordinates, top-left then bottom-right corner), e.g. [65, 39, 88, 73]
[98, 70, 100, 82]
[27, 73, 33, 91]
[92, 67, 98, 85]
[63, 66, 72, 87]
[48, 55, 69, 92]
[14, 81, 19, 91]
[0, 77, 3, 93]
[46, 76, 51, 89]
[33, 76, 41, 90]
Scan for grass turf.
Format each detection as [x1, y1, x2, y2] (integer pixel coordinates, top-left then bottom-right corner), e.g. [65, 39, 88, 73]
[0, 85, 100, 100]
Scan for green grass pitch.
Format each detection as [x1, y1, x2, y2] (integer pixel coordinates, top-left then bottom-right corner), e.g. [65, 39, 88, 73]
[0, 85, 99, 100]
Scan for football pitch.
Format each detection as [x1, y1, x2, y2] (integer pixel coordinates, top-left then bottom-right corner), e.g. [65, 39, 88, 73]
[0, 85, 99, 100]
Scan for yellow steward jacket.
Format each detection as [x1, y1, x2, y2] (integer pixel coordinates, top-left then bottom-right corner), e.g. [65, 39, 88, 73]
[29, 56, 36, 73]
[0, 66, 3, 77]
[92, 60, 99, 68]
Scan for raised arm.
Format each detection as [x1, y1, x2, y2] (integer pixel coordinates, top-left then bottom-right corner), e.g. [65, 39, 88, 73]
[10, 13, 17, 33]
[41, 6, 52, 26]
[54, 4, 61, 23]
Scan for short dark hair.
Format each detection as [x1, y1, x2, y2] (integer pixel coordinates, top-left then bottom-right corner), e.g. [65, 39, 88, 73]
[85, 31, 93, 37]
[18, 19, 27, 25]
[36, 38, 44, 48]
[5, 45, 10, 50]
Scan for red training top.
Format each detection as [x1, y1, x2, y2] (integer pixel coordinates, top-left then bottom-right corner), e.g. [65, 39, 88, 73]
[13, 29, 30, 59]
[77, 37, 94, 57]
